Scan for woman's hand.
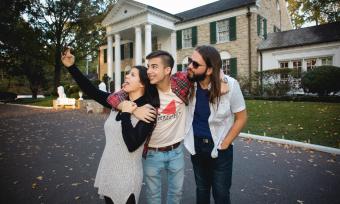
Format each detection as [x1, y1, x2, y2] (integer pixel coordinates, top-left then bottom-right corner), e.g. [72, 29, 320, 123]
[133, 104, 157, 123]
[61, 48, 75, 68]
[121, 101, 137, 113]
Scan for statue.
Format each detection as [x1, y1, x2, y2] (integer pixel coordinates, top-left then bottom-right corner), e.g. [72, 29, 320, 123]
[57, 86, 66, 99]
[55, 85, 76, 108]
[98, 81, 107, 92]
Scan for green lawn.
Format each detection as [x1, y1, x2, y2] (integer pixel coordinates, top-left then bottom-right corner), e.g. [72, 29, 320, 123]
[244, 100, 340, 148]
[13, 97, 54, 107]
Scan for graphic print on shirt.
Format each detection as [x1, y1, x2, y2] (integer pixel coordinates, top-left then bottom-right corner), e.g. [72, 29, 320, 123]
[148, 90, 186, 147]
[157, 99, 182, 122]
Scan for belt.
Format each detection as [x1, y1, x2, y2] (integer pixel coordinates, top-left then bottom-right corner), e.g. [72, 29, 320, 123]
[148, 142, 181, 152]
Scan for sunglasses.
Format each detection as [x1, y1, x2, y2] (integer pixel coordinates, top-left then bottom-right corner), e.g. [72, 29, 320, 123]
[188, 57, 204, 69]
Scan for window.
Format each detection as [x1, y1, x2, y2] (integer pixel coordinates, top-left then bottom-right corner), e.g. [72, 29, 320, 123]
[306, 58, 317, 71]
[257, 15, 267, 39]
[279, 61, 289, 81]
[124, 44, 129, 59]
[216, 19, 230, 42]
[152, 37, 158, 51]
[182, 57, 189, 72]
[280, 61, 288, 68]
[104, 49, 107, 63]
[222, 59, 231, 75]
[292, 60, 302, 77]
[321, 56, 333, 65]
[182, 28, 192, 48]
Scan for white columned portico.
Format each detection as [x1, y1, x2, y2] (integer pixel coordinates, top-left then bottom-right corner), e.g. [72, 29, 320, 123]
[107, 35, 113, 80]
[170, 31, 177, 73]
[145, 24, 152, 58]
[114, 33, 121, 91]
[135, 26, 142, 65]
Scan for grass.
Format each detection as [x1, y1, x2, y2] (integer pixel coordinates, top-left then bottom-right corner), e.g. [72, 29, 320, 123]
[244, 100, 340, 148]
[13, 97, 54, 107]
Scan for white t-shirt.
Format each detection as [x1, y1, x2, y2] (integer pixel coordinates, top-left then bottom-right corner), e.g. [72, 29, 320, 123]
[148, 89, 187, 148]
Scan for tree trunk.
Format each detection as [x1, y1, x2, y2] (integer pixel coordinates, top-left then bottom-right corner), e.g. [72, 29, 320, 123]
[54, 45, 62, 94]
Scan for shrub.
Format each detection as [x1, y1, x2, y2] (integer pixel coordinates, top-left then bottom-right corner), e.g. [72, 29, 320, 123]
[256, 68, 299, 96]
[0, 92, 17, 102]
[301, 66, 340, 96]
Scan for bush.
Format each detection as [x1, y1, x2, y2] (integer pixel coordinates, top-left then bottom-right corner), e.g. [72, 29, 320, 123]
[255, 68, 299, 96]
[302, 66, 340, 96]
[0, 91, 17, 102]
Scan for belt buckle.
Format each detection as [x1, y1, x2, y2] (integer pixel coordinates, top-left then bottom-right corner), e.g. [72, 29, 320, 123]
[202, 139, 209, 144]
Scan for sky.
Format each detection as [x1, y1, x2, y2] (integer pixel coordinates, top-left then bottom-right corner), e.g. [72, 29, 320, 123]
[134, 0, 219, 14]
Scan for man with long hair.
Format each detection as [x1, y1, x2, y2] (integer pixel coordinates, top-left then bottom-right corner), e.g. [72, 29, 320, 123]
[184, 45, 247, 204]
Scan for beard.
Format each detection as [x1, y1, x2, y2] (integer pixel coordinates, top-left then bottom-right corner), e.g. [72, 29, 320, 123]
[188, 68, 208, 82]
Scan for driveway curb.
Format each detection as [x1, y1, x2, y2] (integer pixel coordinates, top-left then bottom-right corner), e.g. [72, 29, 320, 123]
[239, 132, 340, 155]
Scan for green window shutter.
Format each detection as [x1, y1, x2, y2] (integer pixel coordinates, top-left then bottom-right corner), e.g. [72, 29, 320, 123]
[263, 18, 267, 39]
[129, 42, 133, 58]
[120, 44, 124, 60]
[177, 64, 182, 71]
[210, 22, 216, 44]
[176, 30, 182, 50]
[192, 26, 197, 47]
[257, 15, 261, 36]
[104, 49, 107, 63]
[229, 17, 236, 41]
[230, 58, 237, 78]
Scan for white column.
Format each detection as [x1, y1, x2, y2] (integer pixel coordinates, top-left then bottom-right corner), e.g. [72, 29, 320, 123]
[107, 35, 113, 80]
[145, 24, 152, 58]
[170, 31, 177, 73]
[135, 26, 142, 65]
[114, 33, 121, 92]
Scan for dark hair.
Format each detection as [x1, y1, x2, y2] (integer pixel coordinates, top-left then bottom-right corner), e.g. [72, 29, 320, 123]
[195, 45, 222, 104]
[146, 50, 174, 74]
[133, 65, 160, 108]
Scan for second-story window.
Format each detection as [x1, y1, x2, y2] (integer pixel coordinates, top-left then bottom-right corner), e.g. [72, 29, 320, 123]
[257, 15, 267, 39]
[217, 19, 230, 43]
[182, 28, 192, 48]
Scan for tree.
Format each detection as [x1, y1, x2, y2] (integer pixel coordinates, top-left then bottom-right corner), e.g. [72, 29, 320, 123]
[26, 0, 113, 93]
[301, 66, 340, 96]
[287, 0, 340, 28]
[0, 0, 48, 98]
[0, 0, 30, 78]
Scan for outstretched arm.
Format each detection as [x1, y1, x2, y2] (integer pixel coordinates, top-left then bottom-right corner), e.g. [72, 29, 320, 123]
[61, 49, 111, 108]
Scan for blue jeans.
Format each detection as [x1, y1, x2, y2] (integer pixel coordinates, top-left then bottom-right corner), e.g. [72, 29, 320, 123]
[191, 137, 233, 204]
[143, 144, 185, 204]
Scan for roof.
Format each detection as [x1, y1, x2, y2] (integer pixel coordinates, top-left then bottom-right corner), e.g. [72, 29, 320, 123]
[258, 21, 340, 51]
[175, 0, 256, 23]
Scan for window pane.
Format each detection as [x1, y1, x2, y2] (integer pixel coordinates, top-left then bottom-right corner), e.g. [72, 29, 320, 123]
[306, 58, 317, 71]
[182, 28, 192, 48]
[217, 20, 229, 42]
[321, 56, 333, 65]
[222, 59, 231, 75]
[280, 61, 288, 68]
